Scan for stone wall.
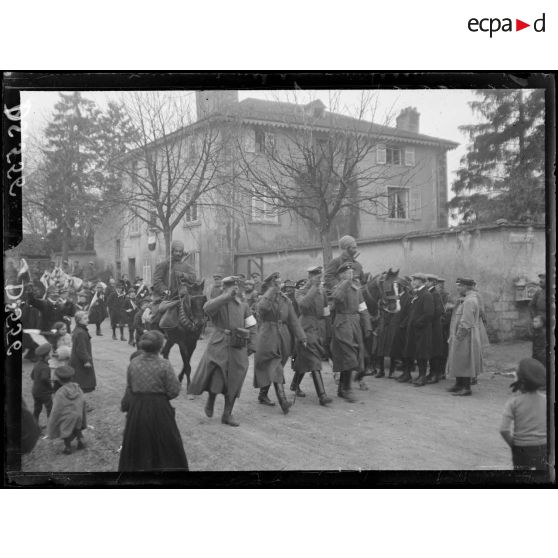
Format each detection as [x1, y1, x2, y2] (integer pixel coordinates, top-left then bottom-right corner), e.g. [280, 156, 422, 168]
[235, 223, 547, 342]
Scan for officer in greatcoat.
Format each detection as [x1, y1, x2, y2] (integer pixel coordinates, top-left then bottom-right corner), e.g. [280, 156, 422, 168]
[446, 277, 486, 396]
[188, 276, 257, 427]
[425, 274, 445, 384]
[330, 261, 372, 402]
[253, 272, 307, 414]
[399, 272, 434, 386]
[291, 266, 333, 406]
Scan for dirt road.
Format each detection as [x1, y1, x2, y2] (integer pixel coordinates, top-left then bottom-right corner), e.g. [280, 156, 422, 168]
[21, 330, 532, 472]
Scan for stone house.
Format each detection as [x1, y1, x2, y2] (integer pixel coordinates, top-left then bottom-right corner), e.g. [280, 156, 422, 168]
[94, 91, 458, 284]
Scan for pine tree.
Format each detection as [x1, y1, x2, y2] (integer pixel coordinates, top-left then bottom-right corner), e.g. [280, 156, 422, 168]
[450, 89, 545, 224]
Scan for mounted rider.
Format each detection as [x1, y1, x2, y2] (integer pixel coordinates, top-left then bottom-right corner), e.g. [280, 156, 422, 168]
[152, 240, 197, 302]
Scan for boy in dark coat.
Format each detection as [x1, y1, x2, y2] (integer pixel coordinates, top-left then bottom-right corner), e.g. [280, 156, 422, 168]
[31, 343, 54, 425]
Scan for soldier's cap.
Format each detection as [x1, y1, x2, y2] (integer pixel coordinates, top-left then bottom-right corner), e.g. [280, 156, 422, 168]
[55, 365, 75, 381]
[212, 273, 223, 279]
[35, 343, 52, 357]
[456, 277, 475, 287]
[295, 279, 307, 289]
[251, 272, 261, 278]
[244, 279, 255, 286]
[410, 272, 428, 281]
[263, 272, 281, 284]
[516, 358, 546, 388]
[282, 280, 296, 289]
[307, 265, 323, 275]
[222, 276, 239, 286]
[237, 273, 246, 279]
[426, 274, 441, 282]
[336, 261, 354, 275]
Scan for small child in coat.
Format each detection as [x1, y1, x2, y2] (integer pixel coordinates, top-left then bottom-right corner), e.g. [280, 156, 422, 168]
[31, 343, 54, 425]
[47, 365, 87, 455]
[499, 358, 547, 471]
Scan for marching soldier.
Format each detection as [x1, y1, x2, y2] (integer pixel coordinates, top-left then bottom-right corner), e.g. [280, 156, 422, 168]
[253, 272, 307, 414]
[291, 266, 333, 406]
[330, 262, 372, 402]
[425, 274, 445, 384]
[188, 276, 257, 427]
[400, 273, 434, 386]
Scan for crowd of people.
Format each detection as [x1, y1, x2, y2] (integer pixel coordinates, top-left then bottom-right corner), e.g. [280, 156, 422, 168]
[15, 237, 548, 472]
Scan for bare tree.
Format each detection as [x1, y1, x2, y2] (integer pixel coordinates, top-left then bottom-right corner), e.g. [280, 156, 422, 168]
[235, 91, 422, 263]
[110, 91, 229, 255]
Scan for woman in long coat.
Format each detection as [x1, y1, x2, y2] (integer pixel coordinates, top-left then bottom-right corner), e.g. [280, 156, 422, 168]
[446, 277, 485, 396]
[330, 262, 372, 402]
[70, 311, 97, 394]
[188, 276, 257, 426]
[253, 272, 307, 414]
[292, 266, 332, 406]
[119, 330, 188, 471]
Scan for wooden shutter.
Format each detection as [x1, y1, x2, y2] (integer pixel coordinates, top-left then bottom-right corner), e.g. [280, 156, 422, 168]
[376, 144, 386, 165]
[404, 147, 415, 166]
[410, 189, 422, 220]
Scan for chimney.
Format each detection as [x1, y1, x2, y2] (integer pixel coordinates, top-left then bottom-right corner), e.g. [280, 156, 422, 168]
[396, 107, 420, 133]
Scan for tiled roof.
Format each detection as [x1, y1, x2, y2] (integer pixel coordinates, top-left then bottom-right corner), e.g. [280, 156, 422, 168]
[209, 98, 459, 149]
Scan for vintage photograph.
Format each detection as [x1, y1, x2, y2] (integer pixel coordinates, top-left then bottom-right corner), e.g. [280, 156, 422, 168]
[3, 74, 553, 481]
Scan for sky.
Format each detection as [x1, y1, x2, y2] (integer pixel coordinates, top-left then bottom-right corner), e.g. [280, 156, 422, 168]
[21, 88, 479, 201]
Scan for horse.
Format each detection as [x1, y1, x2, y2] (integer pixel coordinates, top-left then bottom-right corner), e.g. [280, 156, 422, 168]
[157, 280, 207, 387]
[363, 268, 403, 376]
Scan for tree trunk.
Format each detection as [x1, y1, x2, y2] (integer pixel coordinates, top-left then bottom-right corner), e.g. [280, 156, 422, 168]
[320, 231, 333, 266]
[163, 228, 172, 260]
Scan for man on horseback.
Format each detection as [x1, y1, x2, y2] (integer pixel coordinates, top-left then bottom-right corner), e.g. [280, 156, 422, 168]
[152, 240, 197, 301]
[324, 235, 365, 294]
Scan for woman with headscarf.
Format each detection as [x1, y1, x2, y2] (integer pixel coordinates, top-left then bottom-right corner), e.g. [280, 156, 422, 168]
[253, 272, 307, 414]
[119, 330, 188, 471]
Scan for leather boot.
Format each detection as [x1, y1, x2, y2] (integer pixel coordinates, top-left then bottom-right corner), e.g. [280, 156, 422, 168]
[204, 392, 217, 418]
[290, 372, 306, 397]
[388, 359, 396, 378]
[413, 360, 428, 387]
[453, 377, 472, 396]
[221, 395, 240, 426]
[338, 371, 356, 402]
[274, 382, 292, 415]
[375, 357, 385, 378]
[355, 370, 369, 390]
[447, 377, 462, 393]
[112, 330, 117, 341]
[311, 371, 332, 405]
[258, 386, 275, 406]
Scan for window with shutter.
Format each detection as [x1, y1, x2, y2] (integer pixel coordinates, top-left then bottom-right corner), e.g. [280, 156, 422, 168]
[387, 187, 409, 219]
[376, 144, 386, 164]
[386, 147, 402, 165]
[251, 194, 278, 223]
[404, 147, 416, 166]
[244, 128, 256, 153]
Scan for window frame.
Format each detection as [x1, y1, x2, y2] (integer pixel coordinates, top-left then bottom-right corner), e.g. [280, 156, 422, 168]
[387, 186, 410, 220]
[250, 194, 279, 224]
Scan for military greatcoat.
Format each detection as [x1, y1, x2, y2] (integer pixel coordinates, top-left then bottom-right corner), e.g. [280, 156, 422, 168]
[188, 293, 256, 399]
[429, 286, 444, 358]
[253, 290, 306, 387]
[330, 279, 372, 373]
[403, 286, 434, 360]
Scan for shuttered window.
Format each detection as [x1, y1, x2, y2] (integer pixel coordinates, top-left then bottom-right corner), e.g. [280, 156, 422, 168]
[404, 147, 416, 166]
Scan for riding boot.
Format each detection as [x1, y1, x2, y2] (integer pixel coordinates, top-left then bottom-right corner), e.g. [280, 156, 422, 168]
[258, 385, 276, 406]
[204, 392, 217, 418]
[273, 382, 292, 415]
[311, 371, 332, 405]
[388, 358, 396, 378]
[128, 327, 134, 345]
[447, 377, 463, 393]
[453, 377, 472, 396]
[221, 396, 240, 426]
[338, 371, 356, 402]
[112, 328, 117, 341]
[375, 356, 385, 378]
[290, 372, 306, 397]
[397, 359, 413, 383]
[120, 326, 126, 341]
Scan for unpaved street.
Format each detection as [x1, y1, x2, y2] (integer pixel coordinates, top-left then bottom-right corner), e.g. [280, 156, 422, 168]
[21, 330, 529, 472]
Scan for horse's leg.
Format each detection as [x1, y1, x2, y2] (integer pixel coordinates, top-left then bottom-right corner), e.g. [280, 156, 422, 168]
[161, 331, 173, 360]
[176, 337, 191, 387]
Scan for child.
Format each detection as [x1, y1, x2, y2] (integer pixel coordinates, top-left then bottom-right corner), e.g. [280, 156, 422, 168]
[133, 298, 150, 347]
[499, 358, 547, 471]
[30, 343, 54, 425]
[530, 314, 546, 366]
[47, 365, 87, 455]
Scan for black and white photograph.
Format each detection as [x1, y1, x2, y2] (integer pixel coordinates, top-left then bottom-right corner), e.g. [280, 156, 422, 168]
[3, 73, 554, 483]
